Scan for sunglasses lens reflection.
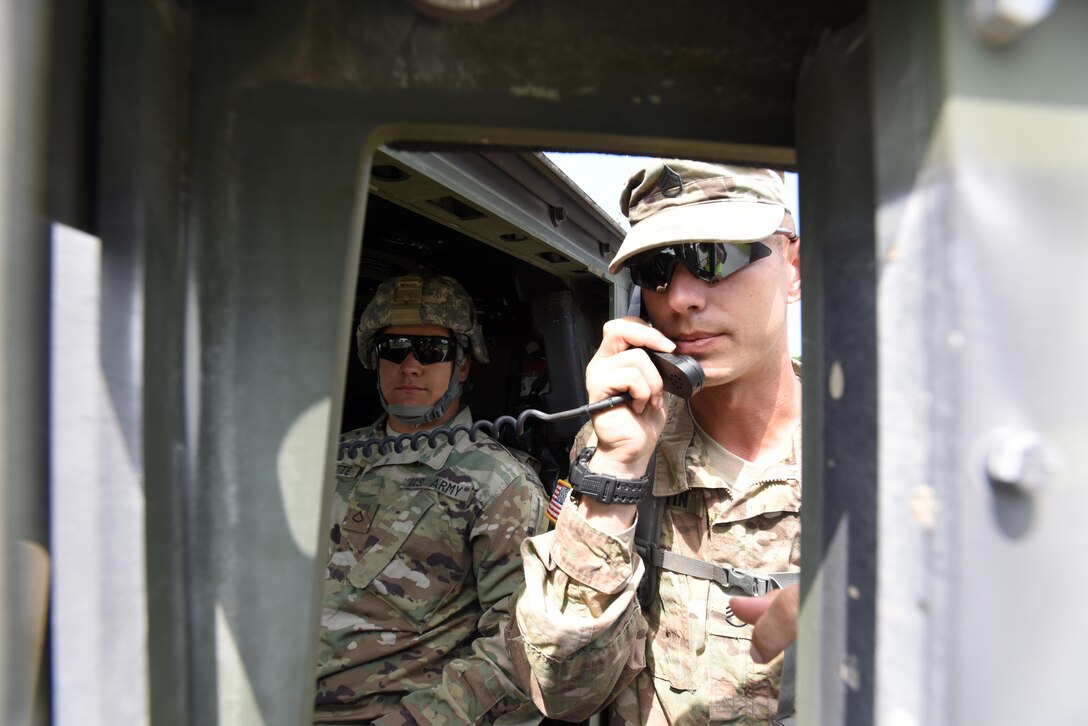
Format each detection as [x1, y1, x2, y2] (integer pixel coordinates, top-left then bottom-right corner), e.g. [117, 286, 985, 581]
[629, 241, 770, 290]
[375, 335, 456, 365]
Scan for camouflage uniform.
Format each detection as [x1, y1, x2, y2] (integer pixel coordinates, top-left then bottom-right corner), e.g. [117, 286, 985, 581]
[508, 387, 802, 725]
[316, 406, 549, 725]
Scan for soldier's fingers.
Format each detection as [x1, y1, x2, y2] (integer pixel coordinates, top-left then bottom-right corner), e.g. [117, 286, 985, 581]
[728, 589, 777, 624]
[586, 348, 663, 408]
[598, 318, 675, 358]
[730, 585, 800, 664]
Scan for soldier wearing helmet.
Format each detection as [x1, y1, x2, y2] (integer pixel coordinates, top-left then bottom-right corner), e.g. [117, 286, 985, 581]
[315, 274, 548, 725]
[355, 274, 490, 430]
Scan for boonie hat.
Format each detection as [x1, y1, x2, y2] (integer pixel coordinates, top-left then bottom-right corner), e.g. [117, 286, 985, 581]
[610, 160, 790, 274]
[356, 274, 489, 369]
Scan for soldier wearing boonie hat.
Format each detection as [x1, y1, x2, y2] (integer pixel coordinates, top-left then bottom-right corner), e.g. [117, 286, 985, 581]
[509, 160, 804, 724]
[610, 159, 791, 272]
[316, 274, 548, 724]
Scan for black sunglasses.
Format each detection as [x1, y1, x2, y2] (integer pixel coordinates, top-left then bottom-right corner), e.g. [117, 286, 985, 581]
[373, 334, 457, 365]
[627, 228, 798, 292]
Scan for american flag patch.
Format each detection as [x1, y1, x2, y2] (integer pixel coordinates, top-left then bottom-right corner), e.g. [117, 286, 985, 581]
[547, 479, 572, 523]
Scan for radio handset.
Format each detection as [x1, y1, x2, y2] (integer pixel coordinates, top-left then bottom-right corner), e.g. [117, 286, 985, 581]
[347, 347, 705, 456]
[642, 348, 705, 399]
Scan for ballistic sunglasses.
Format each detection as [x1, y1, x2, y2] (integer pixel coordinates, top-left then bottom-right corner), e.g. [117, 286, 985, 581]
[627, 227, 798, 292]
[373, 334, 457, 365]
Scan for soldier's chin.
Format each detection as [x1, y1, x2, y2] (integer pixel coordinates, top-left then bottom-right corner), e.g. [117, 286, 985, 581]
[698, 364, 740, 388]
[389, 393, 439, 406]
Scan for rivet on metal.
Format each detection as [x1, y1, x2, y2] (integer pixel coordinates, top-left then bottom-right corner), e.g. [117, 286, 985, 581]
[985, 427, 1064, 492]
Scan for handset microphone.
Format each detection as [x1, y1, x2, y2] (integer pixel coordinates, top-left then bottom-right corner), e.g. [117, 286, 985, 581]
[591, 348, 704, 410]
[642, 348, 705, 399]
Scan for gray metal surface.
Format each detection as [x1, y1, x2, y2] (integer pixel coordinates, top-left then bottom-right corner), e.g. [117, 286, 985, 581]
[795, 17, 879, 725]
[183, 112, 368, 725]
[49, 225, 149, 726]
[95, 3, 195, 724]
[872, 0, 1088, 723]
[1, 1, 53, 724]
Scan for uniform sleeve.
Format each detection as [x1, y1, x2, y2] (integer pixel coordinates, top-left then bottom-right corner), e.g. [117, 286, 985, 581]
[505, 500, 649, 722]
[385, 470, 550, 726]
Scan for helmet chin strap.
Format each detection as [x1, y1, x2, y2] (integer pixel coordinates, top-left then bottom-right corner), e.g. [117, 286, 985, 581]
[379, 347, 467, 428]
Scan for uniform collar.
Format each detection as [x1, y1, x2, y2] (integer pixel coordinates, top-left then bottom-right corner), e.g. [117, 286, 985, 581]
[652, 360, 803, 497]
[367, 406, 474, 471]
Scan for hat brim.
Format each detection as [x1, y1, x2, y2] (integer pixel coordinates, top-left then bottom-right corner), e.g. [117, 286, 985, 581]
[609, 200, 785, 274]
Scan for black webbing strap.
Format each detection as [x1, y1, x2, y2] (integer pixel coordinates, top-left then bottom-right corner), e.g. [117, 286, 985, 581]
[633, 455, 663, 612]
[775, 644, 797, 724]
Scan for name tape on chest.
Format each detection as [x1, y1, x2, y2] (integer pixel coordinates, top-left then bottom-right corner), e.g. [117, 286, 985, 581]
[336, 463, 362, 479]
[401, 476, 473, 502]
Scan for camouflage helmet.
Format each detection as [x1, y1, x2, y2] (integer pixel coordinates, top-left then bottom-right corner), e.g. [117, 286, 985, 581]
[356, 274, 489, 369]
[609, 159, 790, 274]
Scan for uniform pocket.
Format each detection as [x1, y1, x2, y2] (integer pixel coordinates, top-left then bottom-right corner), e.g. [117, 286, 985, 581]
[706, 585, 781, 722]
[646, 570, 697, 692]
[343, 490, 469, 632]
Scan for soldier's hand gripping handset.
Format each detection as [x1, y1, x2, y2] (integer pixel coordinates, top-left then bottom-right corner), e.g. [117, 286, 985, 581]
[573, 318, 681, 533]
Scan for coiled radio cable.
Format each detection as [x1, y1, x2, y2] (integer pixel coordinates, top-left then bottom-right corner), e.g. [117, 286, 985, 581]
[341, 348, 705, 458]
[341, 393, 633, 458]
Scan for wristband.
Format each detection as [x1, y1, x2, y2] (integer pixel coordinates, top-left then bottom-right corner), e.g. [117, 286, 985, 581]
[568, 447, 651, 505]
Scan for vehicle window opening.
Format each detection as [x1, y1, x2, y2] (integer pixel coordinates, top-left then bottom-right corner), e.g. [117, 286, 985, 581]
[340, 148, 619, 495]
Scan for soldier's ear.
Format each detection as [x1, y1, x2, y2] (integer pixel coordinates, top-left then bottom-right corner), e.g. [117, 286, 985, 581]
[459, 351, 472, 382]
[786, 234, 801, 304]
